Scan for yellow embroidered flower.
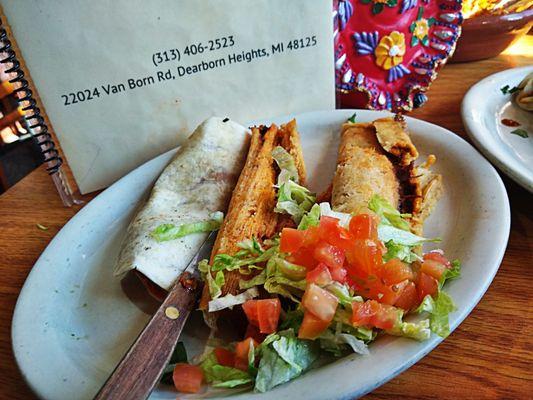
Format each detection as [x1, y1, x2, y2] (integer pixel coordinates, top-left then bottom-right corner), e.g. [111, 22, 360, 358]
[374, 31, 406, 70]
[413, 19, 429, 40]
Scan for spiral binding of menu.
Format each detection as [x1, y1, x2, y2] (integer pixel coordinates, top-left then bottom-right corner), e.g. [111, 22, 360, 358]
[0, 17, 76, 206]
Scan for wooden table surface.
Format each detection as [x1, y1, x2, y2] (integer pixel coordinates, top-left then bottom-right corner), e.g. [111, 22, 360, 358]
[1, 37, 532, 399]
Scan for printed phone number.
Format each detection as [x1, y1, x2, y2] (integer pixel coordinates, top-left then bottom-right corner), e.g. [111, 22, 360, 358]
[151, 35, 235, 67]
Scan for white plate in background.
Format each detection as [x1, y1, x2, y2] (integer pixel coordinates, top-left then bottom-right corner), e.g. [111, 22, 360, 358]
[462, 65, 533, 192]
[12, 110, 510, 400]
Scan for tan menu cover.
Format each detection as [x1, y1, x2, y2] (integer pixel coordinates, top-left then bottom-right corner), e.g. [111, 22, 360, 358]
[0, 0, 334, 193]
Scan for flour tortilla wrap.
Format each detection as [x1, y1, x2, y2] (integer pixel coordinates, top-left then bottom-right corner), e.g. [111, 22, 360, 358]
[114, 117, 249, 291]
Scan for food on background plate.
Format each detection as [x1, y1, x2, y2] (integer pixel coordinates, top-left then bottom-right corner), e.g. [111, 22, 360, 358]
[113, 117, 249, 294]
[162, 116, 460, 394]
[514, 72, 533, 112]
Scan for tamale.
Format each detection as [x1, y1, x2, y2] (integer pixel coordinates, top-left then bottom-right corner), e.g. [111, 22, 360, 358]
[199, 120, 306, 310]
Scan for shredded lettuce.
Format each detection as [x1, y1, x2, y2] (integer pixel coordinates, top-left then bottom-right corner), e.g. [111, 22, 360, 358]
[378, 224, 438, 246]
[325, 282, 363, 306]
[208, 287, 259, 312]
[279, 308, 304, 331]
[151, 211, 223, 242]
[319, 329, 369, 356]
[319, 202, 351, 227]
[383, 240, 421, 263]
[416, 291, 457, 338]
[201, 352, 253, 388]
[272, 146, 316, 224]
[272, 146, 299, 183]
[237, 237, 264, 256]
[440, 259, 461, 288]
[254, 329, 319, 393]
[211, 244, 278, 272]
[387, 319, 431, 341]
[368, 195, 411, 231]
[198, 260, 225, 299]
[297, 203, 321, 230]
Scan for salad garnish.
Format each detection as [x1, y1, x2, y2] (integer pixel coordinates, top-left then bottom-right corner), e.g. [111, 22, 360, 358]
[163, 148, 460, 394]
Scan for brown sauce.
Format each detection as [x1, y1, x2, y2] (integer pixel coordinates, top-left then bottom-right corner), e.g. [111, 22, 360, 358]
[501, 118, 520, 127]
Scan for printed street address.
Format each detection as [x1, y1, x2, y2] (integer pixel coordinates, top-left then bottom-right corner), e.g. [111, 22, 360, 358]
[60, 35, 318, 107]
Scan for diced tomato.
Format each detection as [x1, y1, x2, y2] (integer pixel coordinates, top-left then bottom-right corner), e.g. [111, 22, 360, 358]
[319, 216, 354, 250]
[349, 214, 378, 241]
[242, 300, 259, 326]
[214, 347, 235, 367]
[302, 283, 338, 322]
[371, 302, 401, 330]
[394, 281, 419, 311]
[420, 259, 447, 280]
[256, 298, 281, 334]
[358, 278, 407, 305]
[345, 239, 382, 278]
[172, 363, 203, 393]
[328, 265, 348, 283]
[243, 298, 281, 333]
[380, 259, 413, 285]
[303, 226, 321, 246]
[298, 311, 330, 339]
[424, 251, 451, 268]
[306, 263, 332, 286]
[280, 228, 306, 253]
[313, 242, 345, 270]
[287, 247, 317, 269]
[244, 323, 266, 343]
[417, 272, 438, 300]
[351, 300, 400, 330]
[234, 337, 257, 371]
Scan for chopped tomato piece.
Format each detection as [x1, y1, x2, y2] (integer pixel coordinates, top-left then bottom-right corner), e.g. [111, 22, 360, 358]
[234, 337, 257, 371]
[420, 259, 447, 280]
[417, 272, 438, 300]
[298, 311, 330, 339]
[242, 300, 259, 326]
[172, 363, 203, 393]
[214, 347, 235, 367]
[349, 214, 378, 241]
[280, 228, 306, 253]
[302, 283, 338, 322]
[244, 323, 266, 343]
[313, 242, 345, 269]
[358, 278, 407, 305]
[256, 298, 281, 334]
[303, 226, 321, 246]
[394, 281, 419, 311]
[319, 216, 354, 250]
[306, 263, 333, 286]
[424, 251, 451, 268]
[345, 239, 382, 278]
[380, 259, 413, 285]
[287, 246, 318, 269]
[328, 265, 348, 283]
[243, 298, 281, 334]
[351, 300, 400, 330]
[371, 302, 401, 330]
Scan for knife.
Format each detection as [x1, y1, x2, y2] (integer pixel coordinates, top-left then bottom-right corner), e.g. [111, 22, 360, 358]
[94, 231, 216, 400]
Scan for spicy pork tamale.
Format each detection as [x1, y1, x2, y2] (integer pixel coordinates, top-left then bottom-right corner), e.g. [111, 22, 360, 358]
[199, 120, 306, 310]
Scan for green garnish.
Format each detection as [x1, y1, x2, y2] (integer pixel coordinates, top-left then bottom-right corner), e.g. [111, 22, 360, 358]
[150, 212, 223, 242]
[510, 128, 528, 138]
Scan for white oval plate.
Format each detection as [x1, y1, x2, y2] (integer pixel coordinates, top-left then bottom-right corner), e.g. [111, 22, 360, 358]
[12, 110, 510, 400]
[462, 65, 533, 193]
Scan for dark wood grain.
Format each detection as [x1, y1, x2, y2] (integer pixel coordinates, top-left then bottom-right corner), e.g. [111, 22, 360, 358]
[0, 36, 531, 400]
[95, 271, 203, 400]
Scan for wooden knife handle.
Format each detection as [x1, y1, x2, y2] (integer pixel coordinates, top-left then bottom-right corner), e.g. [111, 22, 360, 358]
[94, 272, 202, 400]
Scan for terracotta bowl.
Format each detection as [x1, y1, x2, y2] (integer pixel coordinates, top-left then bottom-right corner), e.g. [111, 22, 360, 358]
[451, 9, 533, 63]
